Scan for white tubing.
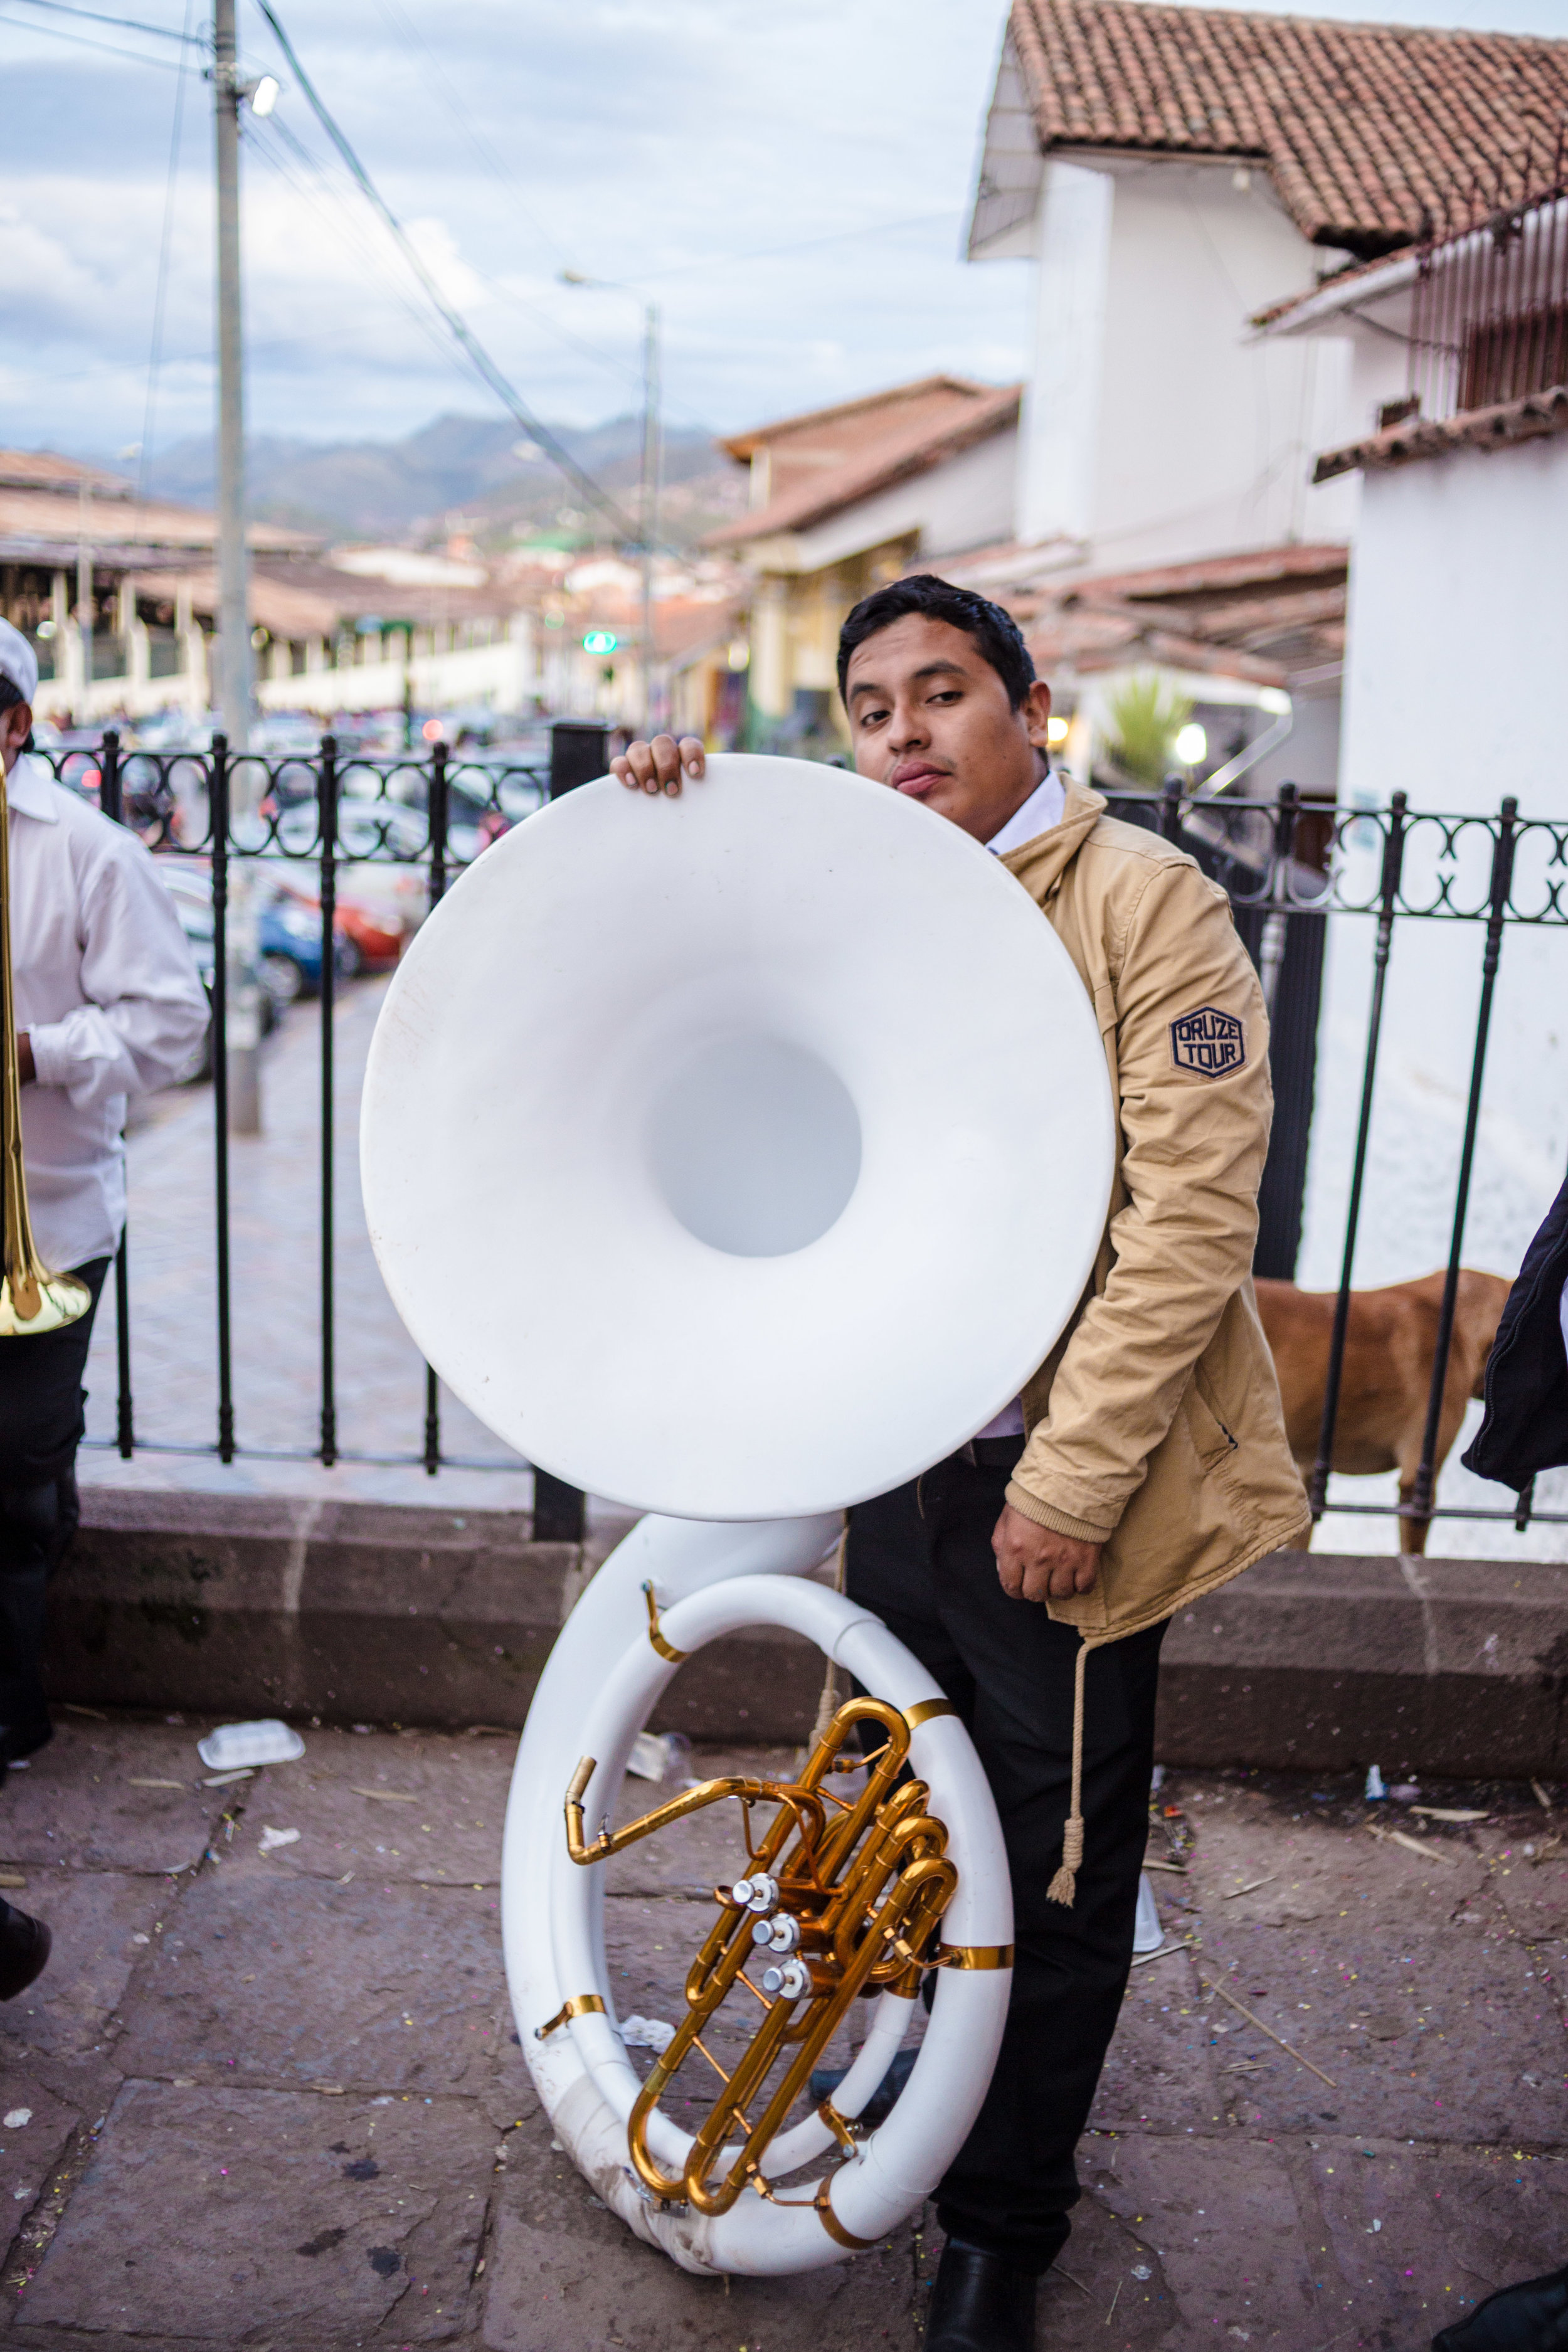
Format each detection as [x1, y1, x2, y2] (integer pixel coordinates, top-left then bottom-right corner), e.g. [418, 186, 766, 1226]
[504, 1513, 1012, 2276]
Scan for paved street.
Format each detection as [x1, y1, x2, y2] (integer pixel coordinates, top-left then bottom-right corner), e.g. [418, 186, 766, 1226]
[3, 1717, 1567, 2349]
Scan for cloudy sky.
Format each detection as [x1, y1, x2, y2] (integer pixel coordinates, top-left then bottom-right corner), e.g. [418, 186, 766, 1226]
[3, 0, 1566, 463]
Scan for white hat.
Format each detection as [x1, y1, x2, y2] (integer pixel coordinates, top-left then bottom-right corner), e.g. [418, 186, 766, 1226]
[0, 619, 38, 705]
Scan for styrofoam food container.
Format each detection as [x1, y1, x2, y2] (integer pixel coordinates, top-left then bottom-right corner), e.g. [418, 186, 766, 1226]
[197, 1719, 306, 1770]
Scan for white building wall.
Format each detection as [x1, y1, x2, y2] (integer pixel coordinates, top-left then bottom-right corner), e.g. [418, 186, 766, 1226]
[1091, 162, 1353, 568]
[775, 427, 1021, 576]
[1018, 163, 1113, 547]
[996, 155, 1369, 569]
[1296, 432, 1568, 1554]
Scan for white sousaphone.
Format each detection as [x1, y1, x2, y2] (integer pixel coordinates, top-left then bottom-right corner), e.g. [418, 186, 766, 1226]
[361, 754, 1113, 2275]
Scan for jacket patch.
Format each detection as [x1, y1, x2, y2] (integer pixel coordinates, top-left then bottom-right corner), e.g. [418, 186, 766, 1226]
[1170, 1006, 1246, 1078]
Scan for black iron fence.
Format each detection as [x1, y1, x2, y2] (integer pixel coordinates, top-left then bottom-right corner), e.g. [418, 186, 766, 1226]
[46, 742, 1568, 1545]
[55, 718, 607, 1542]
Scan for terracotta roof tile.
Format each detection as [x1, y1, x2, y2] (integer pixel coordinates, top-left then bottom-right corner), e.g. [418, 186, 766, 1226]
[706, 378, 1020, 547]
[1007, 0, 1568, 256]
[1313, 379, 1568, 477]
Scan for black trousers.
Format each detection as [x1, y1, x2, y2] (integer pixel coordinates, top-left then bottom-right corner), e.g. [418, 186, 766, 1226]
[845, 1442, 1165, 2275]
[0, 1258, 107, 1734]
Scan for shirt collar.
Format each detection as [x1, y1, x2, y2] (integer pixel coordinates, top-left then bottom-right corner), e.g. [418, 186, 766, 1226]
[985, 767, 1062, 857]
[4, 754, 60, 824]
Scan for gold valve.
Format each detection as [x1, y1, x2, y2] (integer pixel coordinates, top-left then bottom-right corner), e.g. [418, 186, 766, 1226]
[562, 1695, 960, 2217]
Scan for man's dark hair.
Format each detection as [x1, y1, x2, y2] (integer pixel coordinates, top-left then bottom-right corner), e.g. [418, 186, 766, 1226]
[837, 574, 1036, 711]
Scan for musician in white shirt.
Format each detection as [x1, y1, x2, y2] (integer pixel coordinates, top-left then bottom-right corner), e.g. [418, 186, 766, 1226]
[0, 620, 206, 1786]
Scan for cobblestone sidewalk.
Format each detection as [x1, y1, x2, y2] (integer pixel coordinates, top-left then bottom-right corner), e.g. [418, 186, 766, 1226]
[3, 1717, 1567, 2349]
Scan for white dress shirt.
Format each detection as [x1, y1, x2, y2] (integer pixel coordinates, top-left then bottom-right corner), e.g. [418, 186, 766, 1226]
[8, 754, 209, 1269]
[973, 765, 1067, 1443]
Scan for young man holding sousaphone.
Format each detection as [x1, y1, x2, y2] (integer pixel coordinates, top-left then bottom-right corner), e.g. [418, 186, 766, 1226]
[0, 619, 207, 2002]
[615, 575, 1310, 2352]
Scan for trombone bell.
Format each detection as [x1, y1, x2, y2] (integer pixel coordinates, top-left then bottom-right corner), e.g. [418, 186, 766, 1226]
[0, 1266, 92, 1338]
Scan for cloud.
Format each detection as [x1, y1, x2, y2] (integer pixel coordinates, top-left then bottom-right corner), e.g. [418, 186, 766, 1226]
[1, 0, 1562, 461]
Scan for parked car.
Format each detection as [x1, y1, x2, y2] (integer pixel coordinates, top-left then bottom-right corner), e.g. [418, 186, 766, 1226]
[255, 879, 356, 1005]
[153, 859, 274, 1075]
[268, 870, 411, 980]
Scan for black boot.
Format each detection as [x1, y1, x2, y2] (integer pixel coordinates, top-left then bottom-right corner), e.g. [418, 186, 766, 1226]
[926, 2238, 1037, 2352]
[0, 1899, 51, 2000]
[0, 1479, 64, 1766]
[1434, 2265, 1568, 2351]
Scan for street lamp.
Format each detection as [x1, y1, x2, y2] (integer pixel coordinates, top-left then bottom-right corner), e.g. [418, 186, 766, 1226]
[558, 272, 661, 734]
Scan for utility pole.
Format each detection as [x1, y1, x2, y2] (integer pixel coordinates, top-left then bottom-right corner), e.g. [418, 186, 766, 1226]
[639, 302, 662, 736]
[213, 0, 251, 753]
[560, 274, 662, 733]
[213, 0, 263, 1133]
[75, 480, 93, 719]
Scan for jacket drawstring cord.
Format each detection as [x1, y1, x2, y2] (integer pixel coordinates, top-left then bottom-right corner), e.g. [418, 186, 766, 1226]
[1047, 1637, 1090, 1907]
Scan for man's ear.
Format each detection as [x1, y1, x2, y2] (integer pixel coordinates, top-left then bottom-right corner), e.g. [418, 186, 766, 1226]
[1022, 678, 1053, 745]
[1, 702, 33, 771]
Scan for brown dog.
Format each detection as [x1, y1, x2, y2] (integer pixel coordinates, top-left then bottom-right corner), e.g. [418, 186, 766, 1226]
[1254, 1269, 1513, 1554]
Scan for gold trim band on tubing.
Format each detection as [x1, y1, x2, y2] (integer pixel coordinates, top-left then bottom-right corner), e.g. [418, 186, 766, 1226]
[815, 2178, 879, 2250]
[903, 1698, 958, 1730]
[642, 1581, 688, 1663]
[935, 1943, 1015, 1971]
[534, 1994, 607, 2040]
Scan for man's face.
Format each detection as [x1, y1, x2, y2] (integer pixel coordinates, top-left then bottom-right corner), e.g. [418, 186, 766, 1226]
[0, 701, 31, 778]
[842, 613, 1052, 844]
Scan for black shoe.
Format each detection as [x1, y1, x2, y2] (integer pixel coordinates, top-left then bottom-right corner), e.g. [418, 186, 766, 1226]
[1434, 2265, 1568, 2351]
[808, 2045, 917, 2128]
[0, 1717, 52, 1769]
[926, 2239, 1037, 2352]
[0, 1900, 51, 2000]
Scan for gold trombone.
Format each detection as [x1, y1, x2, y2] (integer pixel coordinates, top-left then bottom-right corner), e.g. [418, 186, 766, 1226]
[0, 758, 90, 1337]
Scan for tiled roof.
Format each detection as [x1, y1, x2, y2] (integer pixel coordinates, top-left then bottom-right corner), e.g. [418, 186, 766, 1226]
[1005, 0, 1568, 257]
[1313, 381, 1568, 479]
[989, 542, 1350, 687]
[0, 449, 130, 497]
[706, 378, 1020, 548]
[0, 485, 312, 561]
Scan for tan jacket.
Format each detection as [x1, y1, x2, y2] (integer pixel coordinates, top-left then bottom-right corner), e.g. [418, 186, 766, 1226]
[1000, 778, 1311, 1646]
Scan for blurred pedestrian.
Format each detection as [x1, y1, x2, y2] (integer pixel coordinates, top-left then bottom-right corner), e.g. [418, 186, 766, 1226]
[1436, 1170, 1568, 2349]
[0, 619, 206, 1993]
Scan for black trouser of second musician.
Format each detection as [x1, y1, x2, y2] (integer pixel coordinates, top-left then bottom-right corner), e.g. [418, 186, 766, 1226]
[0, 1258, 108, 1736]
[845, 1439, 1165, 2277]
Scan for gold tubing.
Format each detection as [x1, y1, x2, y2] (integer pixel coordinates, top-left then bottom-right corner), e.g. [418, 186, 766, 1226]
[642, 1580, 688, 1663]
[903, 1698, 958, 1730]
[534, 1993, 607, 2040]
[935, 1943, 1015, 1970]
[815, 2178, 879, 2250]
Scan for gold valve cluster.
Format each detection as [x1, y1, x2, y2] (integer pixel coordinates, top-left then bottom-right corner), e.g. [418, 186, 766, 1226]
[560, 1694, 969, 2218]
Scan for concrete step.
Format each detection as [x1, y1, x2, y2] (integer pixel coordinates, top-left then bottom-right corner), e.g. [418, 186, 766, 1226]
[47, 1488, 1568, 1777]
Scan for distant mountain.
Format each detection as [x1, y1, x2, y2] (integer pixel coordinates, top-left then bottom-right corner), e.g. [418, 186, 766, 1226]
[137, 411, 742, 545]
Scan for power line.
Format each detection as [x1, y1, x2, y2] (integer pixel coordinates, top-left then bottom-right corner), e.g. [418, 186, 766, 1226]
[249, 114, 473, 382]
[0, 4, 183, 68]
[639, 209, 963, 283]
[367, 0, 567, 269]
[136, 0, 197, 510]
[249, 0, 642, 546]
[5, 0, 199, 42]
